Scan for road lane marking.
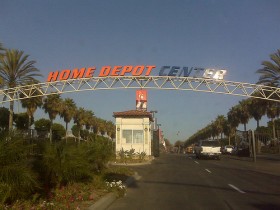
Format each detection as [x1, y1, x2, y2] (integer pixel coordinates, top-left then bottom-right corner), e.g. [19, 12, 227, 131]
[228, 184, 246, 194]
[194, 161, 199, 164]
[205, 169, 212, 173]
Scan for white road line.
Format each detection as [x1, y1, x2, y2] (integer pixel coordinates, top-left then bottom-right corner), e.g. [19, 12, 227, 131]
[194, 161, 199, 164]
[205, 169, 212, 173]
[228, 184, 246, 194]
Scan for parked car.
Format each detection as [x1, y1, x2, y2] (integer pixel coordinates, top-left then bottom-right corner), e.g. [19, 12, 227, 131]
[221, 145, 234, 154]
[231, 146, 250, 157]
[194, 140, 221, 160]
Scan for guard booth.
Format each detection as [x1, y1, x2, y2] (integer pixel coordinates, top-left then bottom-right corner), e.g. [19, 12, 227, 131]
[113, 110, 153, 157]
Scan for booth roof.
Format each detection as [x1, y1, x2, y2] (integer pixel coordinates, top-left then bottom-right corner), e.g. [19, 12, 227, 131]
[113, 110, 153, 122]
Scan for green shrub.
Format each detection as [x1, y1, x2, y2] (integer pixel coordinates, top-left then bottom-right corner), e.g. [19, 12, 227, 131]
[0, 131, 38, 203]
[84, 136, 114, 173]
[51, 123, 66, 141]
[41, 142, 92, 188]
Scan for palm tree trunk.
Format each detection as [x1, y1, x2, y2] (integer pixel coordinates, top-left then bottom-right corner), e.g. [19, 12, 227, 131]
[50, 119, 53, 143]
[28, 115, 32, 137]
[65, 122, 68, 143]
[78, 127, 81, 144]
[9, 101, 14, 131]
[256, 120, 260, 129]
[272, 118, 276, 139]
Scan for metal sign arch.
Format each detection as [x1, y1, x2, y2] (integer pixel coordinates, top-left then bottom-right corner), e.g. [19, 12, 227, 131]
[1, 76, 280, 103]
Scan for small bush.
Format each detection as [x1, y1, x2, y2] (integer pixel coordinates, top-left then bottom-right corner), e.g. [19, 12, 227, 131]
[0, 131, 39, 204]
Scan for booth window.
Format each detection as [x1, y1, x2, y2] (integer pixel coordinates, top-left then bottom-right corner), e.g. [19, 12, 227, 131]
[122, 129, 143, 144]
[133, 130, 143, 143]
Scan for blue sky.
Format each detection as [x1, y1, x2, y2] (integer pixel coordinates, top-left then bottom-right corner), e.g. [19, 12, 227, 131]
[1, 0, 280, 143]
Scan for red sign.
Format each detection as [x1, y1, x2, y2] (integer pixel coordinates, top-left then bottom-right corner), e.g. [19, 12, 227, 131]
[136, 90, 147, 111]
[47, 65, 156, 82]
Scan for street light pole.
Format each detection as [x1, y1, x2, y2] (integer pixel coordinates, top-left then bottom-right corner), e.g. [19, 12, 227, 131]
[150, 110, 158, 130]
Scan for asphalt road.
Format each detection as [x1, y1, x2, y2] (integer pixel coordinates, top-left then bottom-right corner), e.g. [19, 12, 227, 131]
[107, 153, 280, 210]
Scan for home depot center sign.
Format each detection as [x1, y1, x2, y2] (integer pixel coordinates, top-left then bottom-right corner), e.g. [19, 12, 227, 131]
[46, 65, 226, 82]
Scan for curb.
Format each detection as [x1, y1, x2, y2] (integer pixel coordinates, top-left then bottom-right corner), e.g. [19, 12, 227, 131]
[87, 192, 117, 210]
[108, 157, 154, 166]
[87, 172, 140, 210]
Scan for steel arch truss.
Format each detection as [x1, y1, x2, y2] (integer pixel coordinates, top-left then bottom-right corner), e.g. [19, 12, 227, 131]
[1, 76, 280, 103]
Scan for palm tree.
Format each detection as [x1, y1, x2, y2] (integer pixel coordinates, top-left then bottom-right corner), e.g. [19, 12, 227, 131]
[257, 49, 280, 87]
[227, 105, 241, 143]
[73, 107, 87, 143]
[210, 121, 219, 140]
[256, 49, 280, 139]
[42, 94, 63, 143]
[20, 82, 43, 135]
[0, 42, 4, 55]
[247, 98, 267, 128]
[0, 49, 41, 131]
[106, 120, 116, 139]
[0, 43, 5, 88]
[237, 100, 251, 131]
[266, 101, 280, 139]
[60, 98, 77, 132]
[214, 115, 226, 140]
[83, 110, 95, 141]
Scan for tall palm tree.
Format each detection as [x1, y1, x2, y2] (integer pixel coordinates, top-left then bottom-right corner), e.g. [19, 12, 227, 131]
[0, 42, 4, 55]
[214, 115, 226, 140]
[0, 49, 41, 131]
[237, 100, 251, 131]
[247, 97, 267, 128]
[257, 49, 280, 87]
[210, 121, 219, 140]
[20, 82, 43, 135]
[83, 110, 95, 141]
[227, 105, 241, 144]
[256, 49, 280, 139]
[0, 43, 5, 88]
[73, 107, 87, 143]
[60, 98, 77, 132]
[266, 101, 280, 139]
[106, 120, 116, 139]
[42, 94, 63, 143]
[227, 106, 240, 130]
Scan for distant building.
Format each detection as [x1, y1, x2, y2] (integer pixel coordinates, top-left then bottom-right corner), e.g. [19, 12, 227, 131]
[113, 110, 153, 156]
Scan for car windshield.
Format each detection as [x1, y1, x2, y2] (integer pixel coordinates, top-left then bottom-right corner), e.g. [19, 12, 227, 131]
[201, 141, 220, 147]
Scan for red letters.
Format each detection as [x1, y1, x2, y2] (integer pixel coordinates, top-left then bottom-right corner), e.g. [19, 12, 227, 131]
[85, 67, 96, 78]
[111, 66, 122, 76]
[120, 66, 133, 76]
[145, 65, 156, 76]
[59, 70, 71, 80]
[132, 66, 145, 76]
[47, 71, 59, 82]
[46, 65, 157, 81]
[99, 66, 111, 77]
[71, 68, 85, 79]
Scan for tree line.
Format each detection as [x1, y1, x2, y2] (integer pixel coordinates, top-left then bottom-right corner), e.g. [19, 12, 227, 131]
[0, 42, 118, 205]
[185, 49, 280, 146]
[0, 42, 115, 142]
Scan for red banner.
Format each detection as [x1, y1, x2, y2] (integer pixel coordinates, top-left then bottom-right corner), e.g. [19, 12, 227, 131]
[136, 90, 147, 111]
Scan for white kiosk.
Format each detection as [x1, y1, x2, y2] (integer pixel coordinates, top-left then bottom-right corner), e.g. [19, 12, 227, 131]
[113, 110, 153, 156]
